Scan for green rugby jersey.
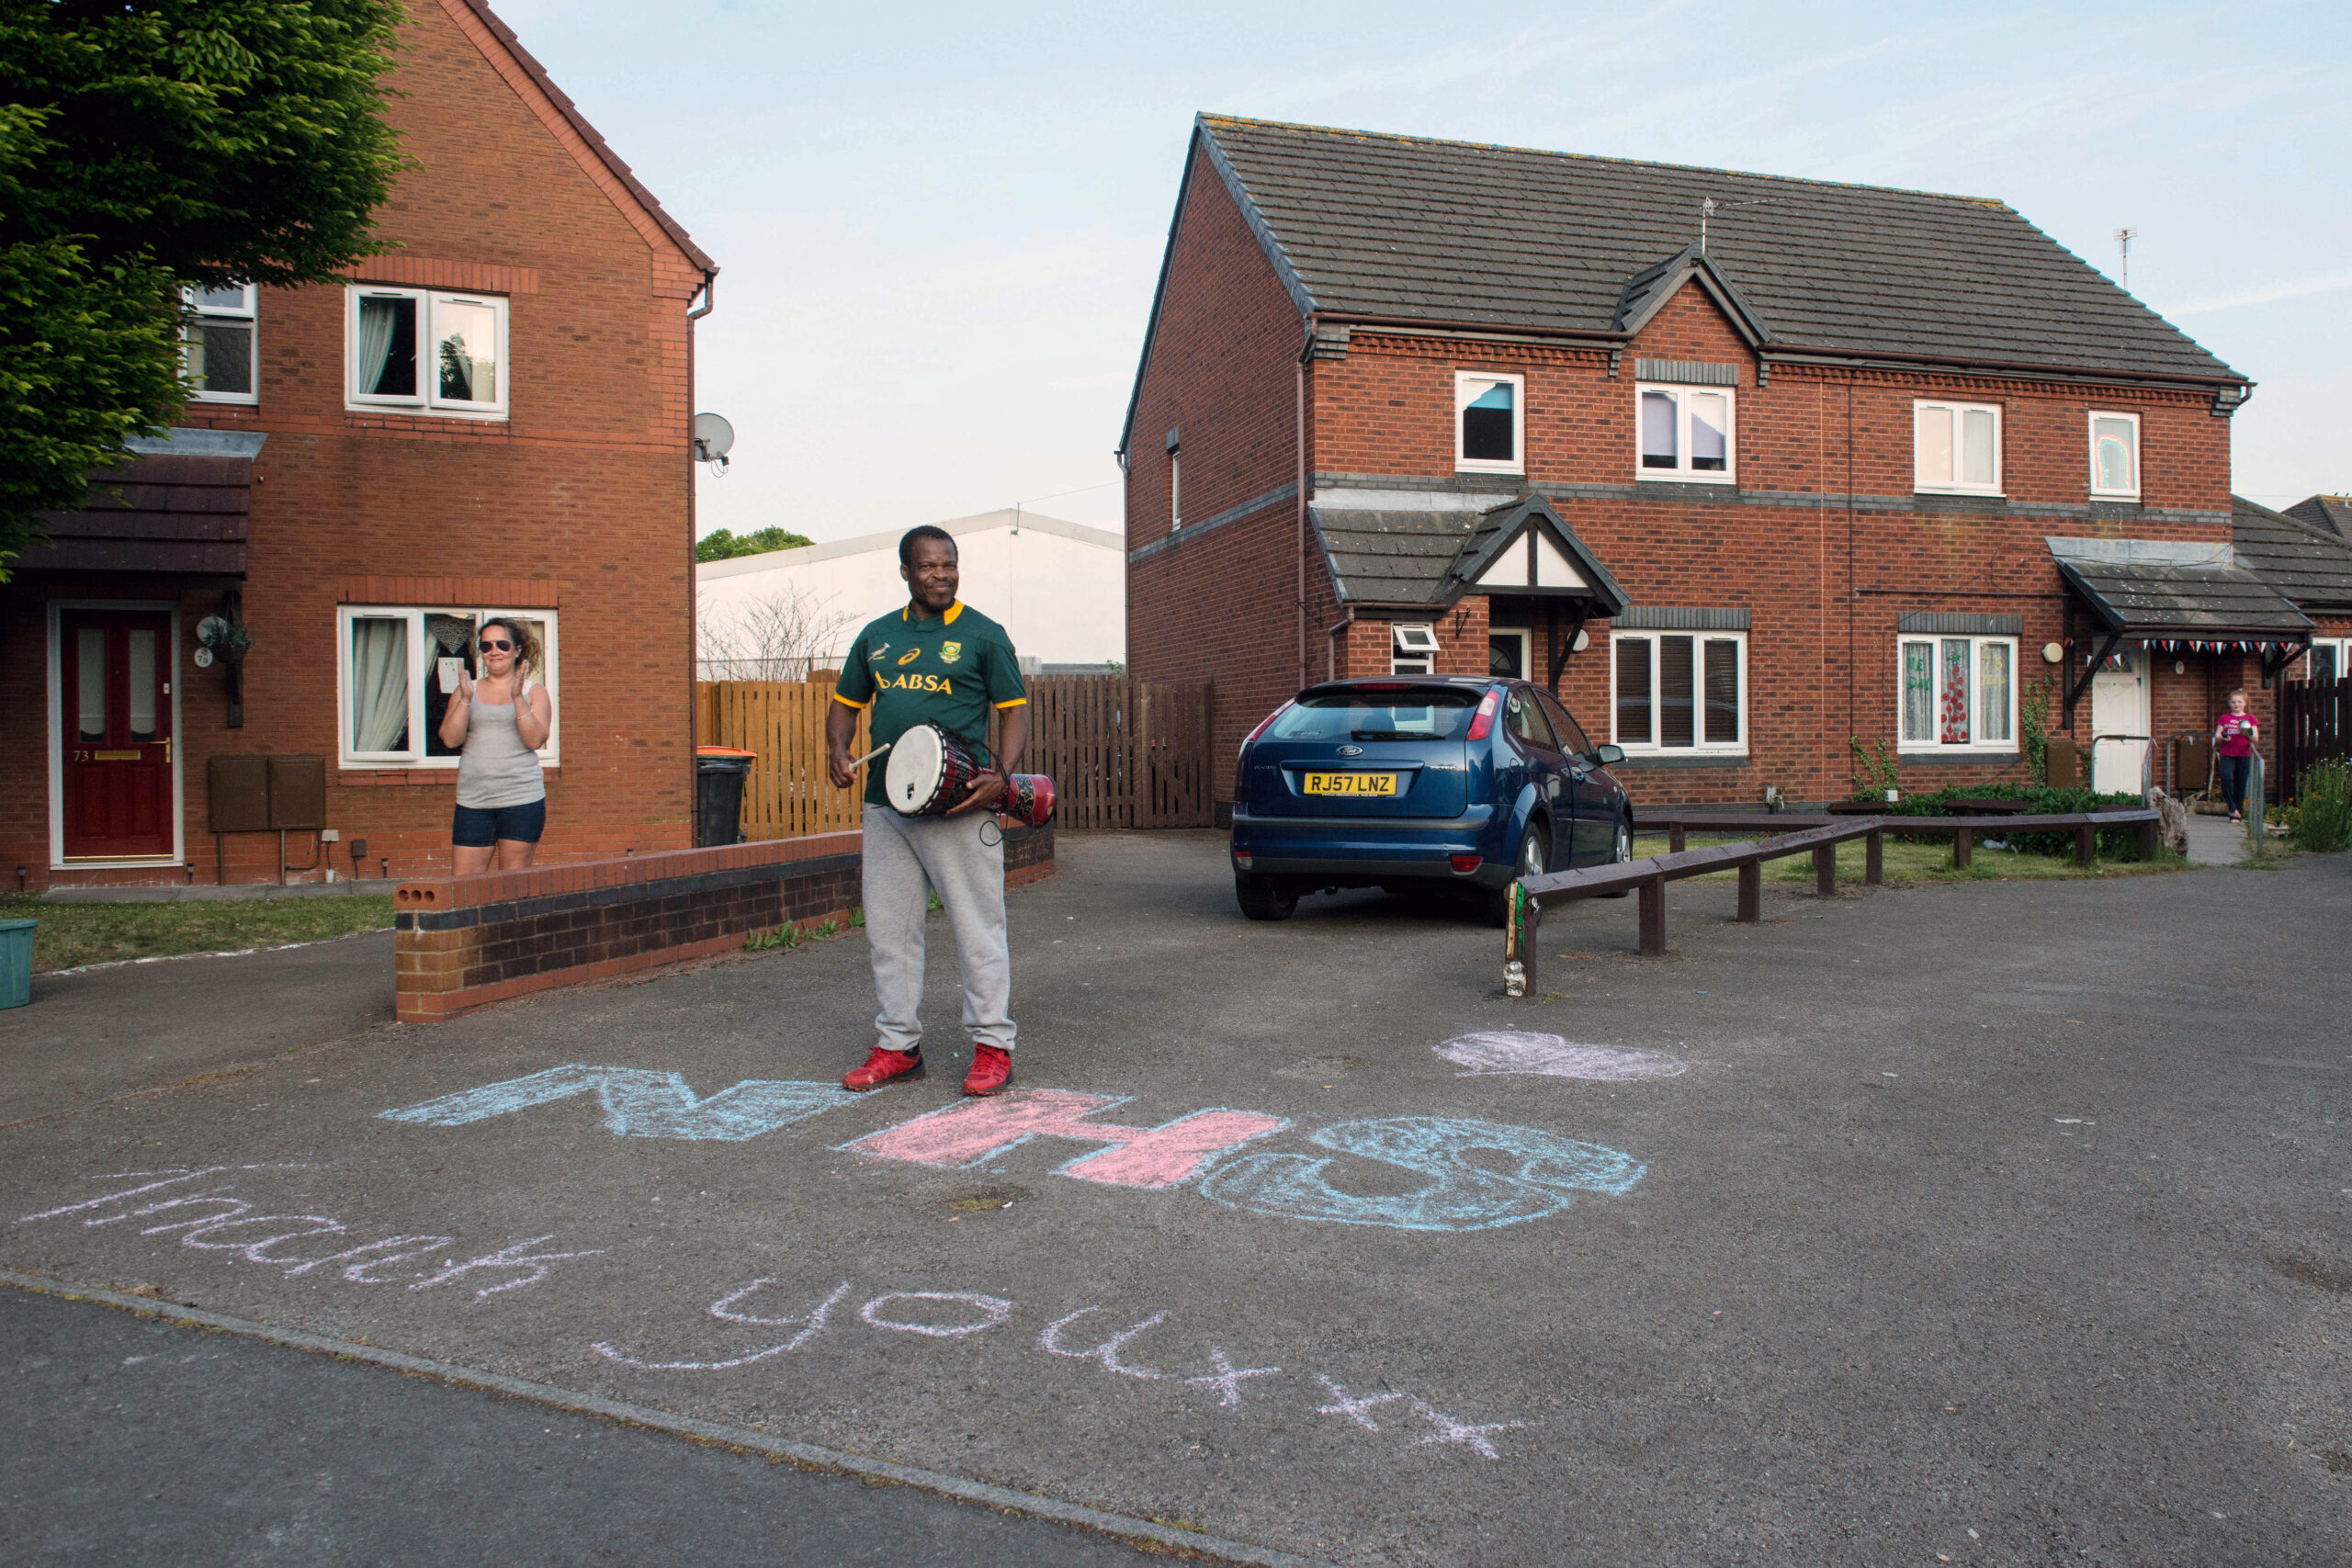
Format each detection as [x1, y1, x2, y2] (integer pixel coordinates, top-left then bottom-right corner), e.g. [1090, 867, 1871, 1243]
[833, 600, 1026, 806]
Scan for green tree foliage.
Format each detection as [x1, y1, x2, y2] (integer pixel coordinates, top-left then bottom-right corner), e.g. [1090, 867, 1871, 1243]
[0, 0, 410, 576]
[696, 526, 816, 562]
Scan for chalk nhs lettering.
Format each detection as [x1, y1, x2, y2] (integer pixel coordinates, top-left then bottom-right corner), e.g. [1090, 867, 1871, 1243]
[379, 1073, 1646, 1231]
[380, 1065, 858, 1142]
[1197, 1117, 1645, 1232]
[846, 1089, 1287, 1189]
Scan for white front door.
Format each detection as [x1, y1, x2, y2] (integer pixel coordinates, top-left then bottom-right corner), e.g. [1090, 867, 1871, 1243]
[2088, 649, 2150, 796]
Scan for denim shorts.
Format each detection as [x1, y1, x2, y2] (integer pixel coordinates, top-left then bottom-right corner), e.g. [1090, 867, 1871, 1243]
[452, 799, 547, 847]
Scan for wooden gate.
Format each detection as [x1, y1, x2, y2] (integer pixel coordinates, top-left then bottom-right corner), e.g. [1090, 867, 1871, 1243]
[699, 676, 1214, 839]
[695, 681, 868, 839]
[2280, 677, 2349, 796]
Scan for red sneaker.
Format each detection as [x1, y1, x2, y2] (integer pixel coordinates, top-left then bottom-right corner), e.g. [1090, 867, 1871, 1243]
[842, 1046, 923, 1091]
[963, 1045, 1013, 1097]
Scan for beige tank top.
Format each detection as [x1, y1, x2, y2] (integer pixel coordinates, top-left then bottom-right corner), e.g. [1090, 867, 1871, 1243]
[456, 681, 547, 808]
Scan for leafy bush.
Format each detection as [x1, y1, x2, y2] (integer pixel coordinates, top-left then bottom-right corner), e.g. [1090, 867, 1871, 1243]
[2292, 761, 2352, 852]
[1847, 737, 1898, 802]
[1880, 783, 2150, 859]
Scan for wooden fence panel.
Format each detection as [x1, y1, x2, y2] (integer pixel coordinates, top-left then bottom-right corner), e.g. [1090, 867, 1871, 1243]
[2282, 678, 2348, 797]
[702, 675, 1211, 835]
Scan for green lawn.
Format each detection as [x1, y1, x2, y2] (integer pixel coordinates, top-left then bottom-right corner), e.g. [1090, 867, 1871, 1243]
[1650, 833, 2193, 886]
[1, 894, 397, 974]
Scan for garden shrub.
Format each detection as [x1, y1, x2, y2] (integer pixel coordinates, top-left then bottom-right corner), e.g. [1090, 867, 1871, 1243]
[1883, 783, 2150, 859]
[2292, 760, 2352, 852]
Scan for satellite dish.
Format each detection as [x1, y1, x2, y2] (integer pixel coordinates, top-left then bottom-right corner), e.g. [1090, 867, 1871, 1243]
[692, 412, 734, 475]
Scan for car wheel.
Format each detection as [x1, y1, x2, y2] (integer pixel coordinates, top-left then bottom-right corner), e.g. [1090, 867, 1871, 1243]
[1484, 823, 1549, 926]
[1236, 874, 1297, 922]
[1600, 814, 1634, 897]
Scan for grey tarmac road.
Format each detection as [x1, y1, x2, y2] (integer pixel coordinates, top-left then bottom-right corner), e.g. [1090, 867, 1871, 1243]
[0, 1284, 1171, 1566]
[2, 830, 2348, 1566]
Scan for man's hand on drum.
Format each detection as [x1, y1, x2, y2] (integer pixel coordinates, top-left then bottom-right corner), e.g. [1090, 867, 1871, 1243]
[949, 770, 1007, 816]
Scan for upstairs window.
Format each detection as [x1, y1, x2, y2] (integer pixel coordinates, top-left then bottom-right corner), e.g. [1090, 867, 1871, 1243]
[1391, 624, 1440, 674]
[1635, 384, 1734, 483]
[2089, 412, 2140, 499]
[185, 285, 257, 403]
[348, 287, 509, 418]
[1898, 635, 2015, 753]
[1915, 400, 2001, 494]
[1612, 631, 1745, 752]
[1455, 373, 1523, 473]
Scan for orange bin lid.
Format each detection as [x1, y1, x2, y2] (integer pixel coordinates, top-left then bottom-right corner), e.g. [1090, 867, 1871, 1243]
[695, 746, 759, 759]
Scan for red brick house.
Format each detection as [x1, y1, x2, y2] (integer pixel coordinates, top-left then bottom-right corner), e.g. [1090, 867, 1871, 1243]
[2, 0, 716, 888]
[1122, 116, 2326, 817]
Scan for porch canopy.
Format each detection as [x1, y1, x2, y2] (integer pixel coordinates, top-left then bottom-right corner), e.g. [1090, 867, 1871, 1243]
[1311, 491, 1627, 681]
[2048, 536, 2312, 719]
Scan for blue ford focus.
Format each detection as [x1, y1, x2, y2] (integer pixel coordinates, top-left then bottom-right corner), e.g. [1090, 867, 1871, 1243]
[1229, 676, 1634, 920]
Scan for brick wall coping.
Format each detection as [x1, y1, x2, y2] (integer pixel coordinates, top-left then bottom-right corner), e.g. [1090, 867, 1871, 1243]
[394, 830, 861, 915]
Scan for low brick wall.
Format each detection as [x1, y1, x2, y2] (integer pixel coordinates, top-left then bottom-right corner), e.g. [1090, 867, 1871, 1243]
[394, 823, 1054, 1022]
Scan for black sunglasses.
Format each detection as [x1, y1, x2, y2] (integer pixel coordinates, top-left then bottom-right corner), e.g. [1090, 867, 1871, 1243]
[480, 638, 514, 651]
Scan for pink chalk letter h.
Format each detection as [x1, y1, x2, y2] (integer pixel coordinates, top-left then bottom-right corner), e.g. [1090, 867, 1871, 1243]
[849, 1089, 1287, 1190]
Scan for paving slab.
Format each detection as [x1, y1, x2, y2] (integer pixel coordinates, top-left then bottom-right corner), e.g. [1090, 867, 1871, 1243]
[2, 832, 2347, 1566]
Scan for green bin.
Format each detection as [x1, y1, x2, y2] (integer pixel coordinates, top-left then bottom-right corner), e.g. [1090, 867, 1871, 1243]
[0, 919, 34, 1010]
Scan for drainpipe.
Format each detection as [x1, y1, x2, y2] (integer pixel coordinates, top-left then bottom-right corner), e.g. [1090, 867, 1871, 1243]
[686, 269, 716, 805]
[1296, 316, 1313, 693]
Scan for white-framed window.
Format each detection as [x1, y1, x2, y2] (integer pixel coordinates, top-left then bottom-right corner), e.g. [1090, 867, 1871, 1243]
[1611, 631, 1746, 752]
[1487, 628, 1530, 680]
[2306, 639, 2350, 682]
[347, 287, 510, 418]
[1455, 372, 1524, 474]
[1897, 636, 2016, 752]
[185, 285, 257, 403]
[1391, 623, 1440, 675]
[338, 605, 558, 767]
[2089, 412, 2141, 499]
[1168, 447, 1181, 529]
[1635, 383, 1734, 483]
[1914, 400, 2001, 494]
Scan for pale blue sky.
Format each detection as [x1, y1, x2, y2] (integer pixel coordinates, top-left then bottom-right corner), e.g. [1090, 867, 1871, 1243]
[492, 0, 2351, 540]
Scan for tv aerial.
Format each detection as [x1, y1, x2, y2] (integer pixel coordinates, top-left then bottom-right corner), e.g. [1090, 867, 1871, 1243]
[692, 412, 734, 478]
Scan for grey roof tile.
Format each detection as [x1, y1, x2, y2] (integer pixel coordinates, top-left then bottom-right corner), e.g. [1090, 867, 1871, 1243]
[2282, 494, 2352, 538]
[2232, 495, 2352, 611]
[1199, 115, 2239, 382]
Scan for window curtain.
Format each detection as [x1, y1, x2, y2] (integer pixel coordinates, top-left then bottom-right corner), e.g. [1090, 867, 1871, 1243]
[1902, 642, 1933, 742]
[350, 618, 410, 752]
[357, 299, 399, 397]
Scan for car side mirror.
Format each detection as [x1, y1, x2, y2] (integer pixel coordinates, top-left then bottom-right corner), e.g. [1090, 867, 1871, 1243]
[1594, 744, 1625, 766]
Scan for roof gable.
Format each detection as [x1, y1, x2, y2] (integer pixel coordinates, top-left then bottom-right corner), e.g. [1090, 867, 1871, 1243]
[1195, 114, 2241, 385]
[1613, 243, 1771, 345]
[440, 0, 715, 278]
[2284, 494, 2352, 538]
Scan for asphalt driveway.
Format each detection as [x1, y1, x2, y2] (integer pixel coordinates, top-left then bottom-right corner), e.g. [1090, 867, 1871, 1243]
[3, 830, 2346, 1566]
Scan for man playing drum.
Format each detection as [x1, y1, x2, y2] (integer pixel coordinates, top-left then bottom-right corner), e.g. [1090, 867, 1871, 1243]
[827, 525, 1031, 1096]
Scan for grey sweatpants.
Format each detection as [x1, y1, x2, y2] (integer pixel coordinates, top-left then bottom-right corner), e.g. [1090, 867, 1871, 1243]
[863, 807, 1015, 1055]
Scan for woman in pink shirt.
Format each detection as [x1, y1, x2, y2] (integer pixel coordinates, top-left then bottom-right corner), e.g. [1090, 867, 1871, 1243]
[2213, 689, 2260, 822]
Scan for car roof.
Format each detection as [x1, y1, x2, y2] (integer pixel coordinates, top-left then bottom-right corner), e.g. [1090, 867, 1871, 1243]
[1293, 675, 1503, 700]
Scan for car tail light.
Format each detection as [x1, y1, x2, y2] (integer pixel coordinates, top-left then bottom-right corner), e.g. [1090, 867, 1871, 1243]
[1240, 705, 1286, 749]
[1449, 853, 1482, 874]
[1464, 690, 1500, 741]
[1356, 682, 1410, 692]
[1233, 851, 1253, 871]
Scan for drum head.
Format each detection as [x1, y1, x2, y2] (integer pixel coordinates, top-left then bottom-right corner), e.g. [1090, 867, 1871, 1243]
[884, 724, 946, 813]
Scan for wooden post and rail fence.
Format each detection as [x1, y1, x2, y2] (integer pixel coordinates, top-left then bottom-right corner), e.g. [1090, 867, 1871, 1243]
[1502, 807, 2162, 998]
[696, 674, 1216, 840]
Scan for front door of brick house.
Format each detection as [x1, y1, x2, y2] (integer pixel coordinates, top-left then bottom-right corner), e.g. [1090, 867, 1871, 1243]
[60, 609, 175, 861]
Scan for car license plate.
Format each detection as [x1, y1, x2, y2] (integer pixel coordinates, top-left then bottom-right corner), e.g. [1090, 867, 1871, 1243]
[1304, 772, 1398, 796]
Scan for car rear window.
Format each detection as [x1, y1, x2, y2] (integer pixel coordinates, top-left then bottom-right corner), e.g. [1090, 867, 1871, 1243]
[1265, 687, 1479, 742]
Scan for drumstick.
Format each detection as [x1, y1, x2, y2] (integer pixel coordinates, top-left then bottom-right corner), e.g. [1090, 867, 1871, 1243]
[849, 740, 893, 769]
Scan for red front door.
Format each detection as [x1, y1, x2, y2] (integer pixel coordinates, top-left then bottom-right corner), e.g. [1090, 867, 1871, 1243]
[60, 609, 175, 860]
